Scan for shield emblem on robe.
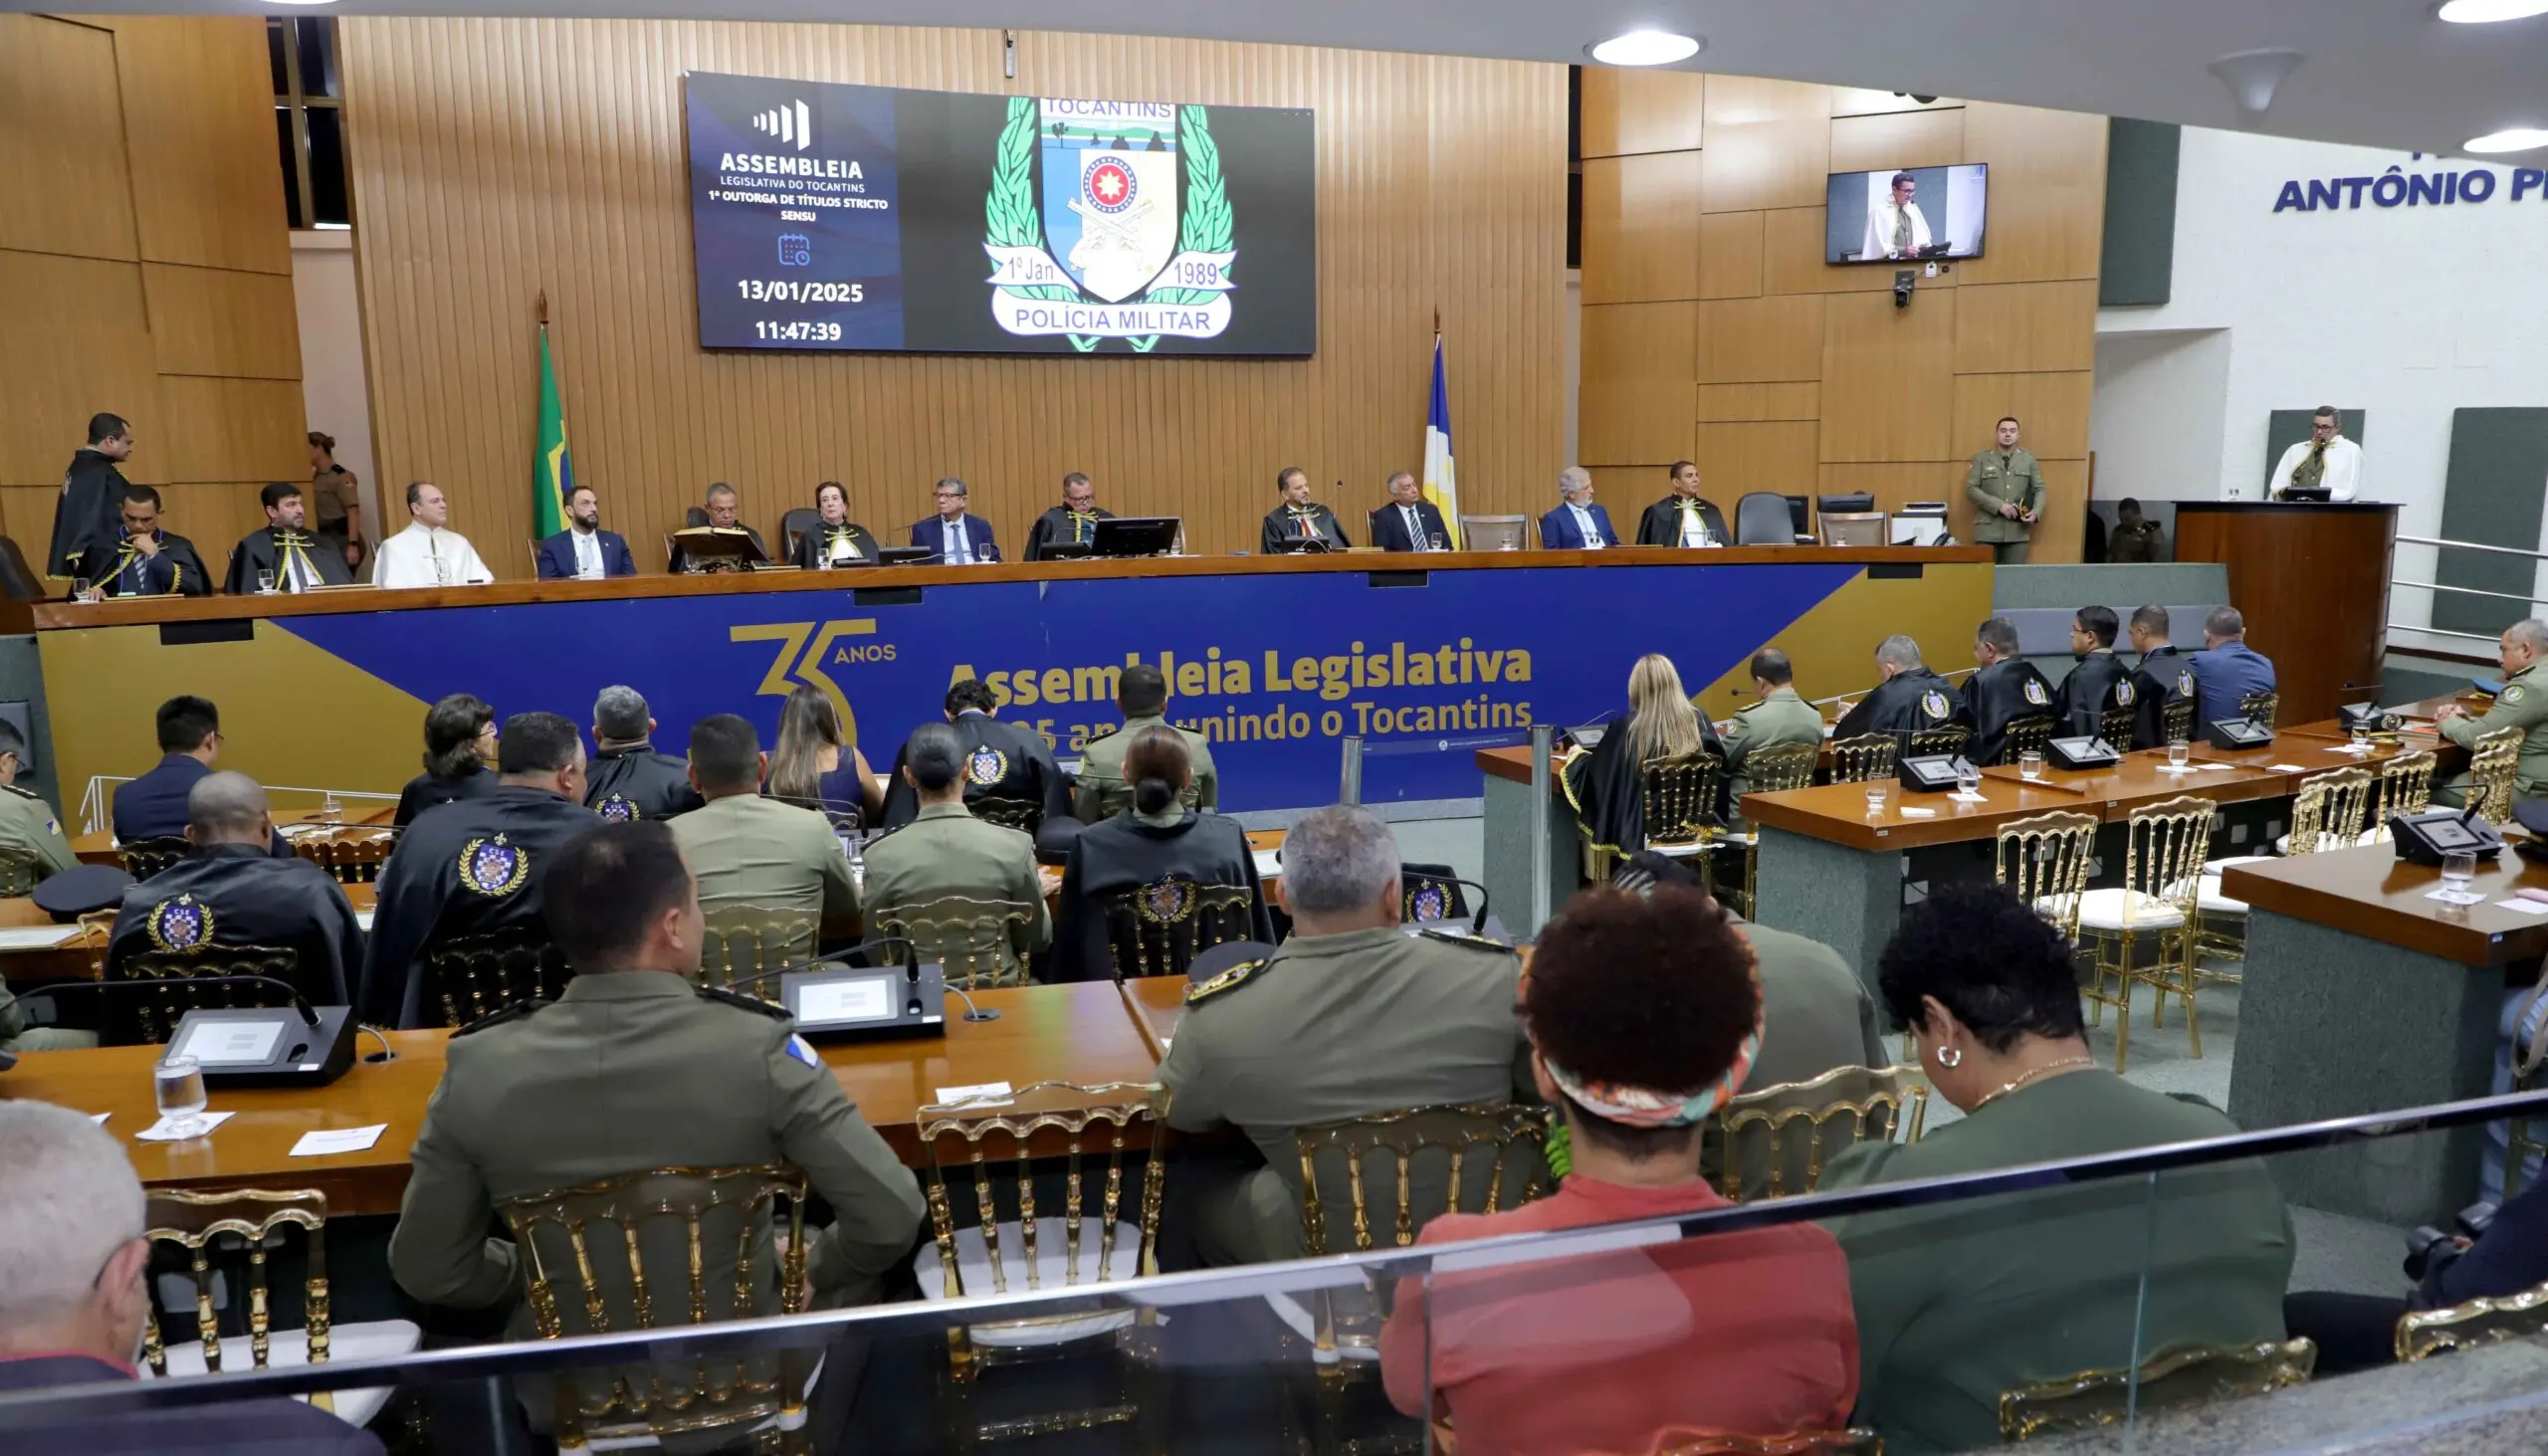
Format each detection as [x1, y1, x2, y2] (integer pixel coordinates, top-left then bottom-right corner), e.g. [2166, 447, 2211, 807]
[597, 794, 640, 823]
[146, 895, 213, 952]
[1041, 102, 1180, 304]
[458, 835, 531, 897]
[1408, 884, 1449, 922]
[1921, 691, 1951, 721]
[1139, 879, 1195, 925]
[2022, 678, 2050, 707]
[965, 746, 1010, 787]
[2178, 671, 2196, 700]
[2116, 679, 2136, 705]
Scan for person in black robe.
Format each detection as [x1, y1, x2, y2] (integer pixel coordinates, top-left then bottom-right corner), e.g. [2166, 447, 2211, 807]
[394, 694, 499, 828]
[68, 486, 211, 598]
[583, 686, 703, 822]
[226, 482, 354, 593]
[1829, 636, 1971, 746]
[2051, 604, 2137, 739]
[787, 481, 884, 570]
[359, 714, 597, 1027]
[2125, 604, 2199, 749]
[1260, 468, 1350, 552]
[47, 412, 136, 580]
[1048, 728, 1272, 982]
[1025, 473, 1117, 560]
[1562, 655, 1727, 860]
[1633, 461, 1732, 547]
[105, 771, 364, 1009]
[878, 679, 1072, 832]
[1963, 616, 2058, 765]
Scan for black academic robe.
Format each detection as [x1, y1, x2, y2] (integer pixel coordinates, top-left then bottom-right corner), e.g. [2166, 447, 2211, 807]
[1634, 496, 1732, 547]
[2052, 650, 2137, 738]
[788, 521, 883, 570]
[878, 710, 1072, 831]
[393, 763, 495, 828]
[1260, 504, 1350, 553]
[1961, 658, 2059, 765]
[46, 448, 128, 578]
[1829, 667, 1969, 746]
[69, 531, 213, 597]
[1563, 713, 1728, 858]
[105, 842, 364, 1008]
[2129, 645, 2199, 750]
[358, 785, 597, 1027]
[1025, 506, 1117, 560]
[225, 526, 354, 593]
[584, 742, 704, 822]
[1048, 809, 1274, 983]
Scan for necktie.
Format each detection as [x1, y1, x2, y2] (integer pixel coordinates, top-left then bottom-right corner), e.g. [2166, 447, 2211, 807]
[1892, 206, 1911, 253]
[1298, 511, 1313, 539]
[1406, 507, 1423, 549]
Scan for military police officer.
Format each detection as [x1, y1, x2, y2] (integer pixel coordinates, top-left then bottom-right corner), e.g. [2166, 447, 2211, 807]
[1720, 647, 1825, 807]
[1966, 415, 2046, 564]
[2437, 619, 2548, 809]
[0, 721, 77, 889]
[1829, 635, 1970, 747]
[582, 686, 704, 822]
[1159, 804, 1534, 1268]
[861, 724, 1049, 981]
[1075, 665, 1219, 821]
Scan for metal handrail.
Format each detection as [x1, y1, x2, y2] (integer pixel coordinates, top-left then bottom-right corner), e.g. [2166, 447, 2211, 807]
[77, 775, 398, 837]
[2393, 579, 2546, 606]
[2397, 534, 2548, 562]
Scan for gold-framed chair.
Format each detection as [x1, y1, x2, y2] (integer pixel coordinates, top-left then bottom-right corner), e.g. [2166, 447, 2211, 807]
[0, 844, 39, 898]
[418, 927, 569, 1029]
[872, 895, 1037, 990]
[1825, 733, 1899, 785]
[699, 903, 821, 995]
[969, 793, 1043, 835]
[1714, 1063, 1928, 1201]
[2397, 1276, 2548, 1361]
[2077, 795, 2213, 1071]
[2001, 715, 2057, 765]
[497, 1163, 815, 1455]
[2469, 725, 2523, 823]
[2237, 690, 2280, 729]
[106, 941, 305, 1047]
[140, 1187, 421, 1431]
[117, 835, 194, 882]
[1907, 725, 1971, 759]
[2281, 766, 2376, 855]
[293, 826, 395, 885]
[1640, 750, 1726, 855]
[1090, 878, 1256, 982]
[912, 1082, 1168, 1451]
[1654, 1430, 1886, 1456]
[2372, 749, 2438, 833]
[2161, 697, 2195, 746]
[2098, 703, 2136, 747]
[1718, 741, 1819, 917]
[1999, 1338, 2316, 1441]
[1998, 811, 2099, 945]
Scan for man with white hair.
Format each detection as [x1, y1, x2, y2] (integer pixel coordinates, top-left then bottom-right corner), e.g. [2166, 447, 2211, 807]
[2436, 618, 2548, 810]
[581, 686, 702, 822]
[0, 1101, 383, 1452]
[1829, 634, 1969, 746]
[1158, 804, 1533, 1268]
[1538, 466, 1616, 549]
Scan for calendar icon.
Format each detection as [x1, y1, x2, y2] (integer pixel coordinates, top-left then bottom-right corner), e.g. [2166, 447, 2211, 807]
[777, 234, 811, 267]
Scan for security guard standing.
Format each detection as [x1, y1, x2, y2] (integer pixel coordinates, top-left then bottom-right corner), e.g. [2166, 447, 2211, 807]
[1966, 416, 2046, 564]
[1158, 805, 1534, 1268]
[1719, 648, 1825, 807]
[2436, 619, 2548, 809]
[389, 820, 925, 1445]
[0, 722, 77, 888]
[2051, 605, 2137, 739]
[360, 713, 597, 1027]
[582, 686, 703, 822]
[1259, 467, 1351, 552]
[1829, 635, 1970, 747]
[1075, 665, 1219, 821]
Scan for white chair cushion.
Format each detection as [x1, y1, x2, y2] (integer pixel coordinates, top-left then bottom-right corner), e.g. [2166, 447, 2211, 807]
[2205, 853, 2273, 874]
[2071, 887, 2188, 933]
[1646, 840, 1710, 859]
[914, 1217, 1144, 1347]
[2196, 874, 2248, 916]
[145, 1319, 420, 1431]
[2272, 830, 2380, 855]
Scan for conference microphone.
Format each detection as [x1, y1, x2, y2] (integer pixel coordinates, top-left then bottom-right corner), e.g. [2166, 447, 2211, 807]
[722, 937, 998, 1026]
[12, 976, 357, 1088]
[21, 974, 324, 1028]
[1414, 876, 1505, 943]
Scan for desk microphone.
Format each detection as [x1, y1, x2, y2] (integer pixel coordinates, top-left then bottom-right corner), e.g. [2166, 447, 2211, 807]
[14, 976, 356, 1087]
[1436, 878, 1498, 940]
[722, 938, 1000, 1023]
[21, 974, 324, 1027]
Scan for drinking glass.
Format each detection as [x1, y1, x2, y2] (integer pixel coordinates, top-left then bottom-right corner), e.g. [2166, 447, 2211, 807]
[154, 1054, 209, 1140]
[1955, 766, 1981, 799]
[2018, 751, 2045, 782]
[72, 576, 93, 601]
[319, 793, 343, 826]
[255, 568, 276, 594]
[2351, 722, 2371, 751]
[2168, 740, 2191, 770]
[2442, 851, 2478, 898]
[1863, 782, 1889, 817]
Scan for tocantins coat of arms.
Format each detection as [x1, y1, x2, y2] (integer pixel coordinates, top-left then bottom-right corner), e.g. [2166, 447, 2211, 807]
[983, 97, 1237, 353]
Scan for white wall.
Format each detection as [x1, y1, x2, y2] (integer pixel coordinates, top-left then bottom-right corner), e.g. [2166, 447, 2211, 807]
[289, 229, 379, 538]
[2089, 328, 2229, 503]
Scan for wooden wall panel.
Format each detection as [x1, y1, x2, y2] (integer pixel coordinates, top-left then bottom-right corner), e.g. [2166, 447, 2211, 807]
[93, 17, 292, 276]
[1580, 303, 1695, 466]
[1696, 211, 1763, 300]
[1818, 291, 1956, 463]
[1580, 68, 1703, 158]
[156, 377, 309, 485]
[342, 20, 1565, 560]
[1830, 90, 1963, 119]
[1695, 296, 1822, 384]
[1696, 382, 1818, 422]
[1953, 281, 2099, 374]
[1829, 108, 1967, 173]
[1959, 103, 2107, 285]
[1693, 421, 1816, 500]
[0, 17, 136, 262]
[1704, 75, 1828, 127]
[1580, 151, 1702, 304]
[0, 251, 161, 489]
[1818, 461, 1963, 516]
[1700, 120, 1827, 214]
[142, 266, 305, 381]
[1586, 466, 1668, 520]
[1950, 371, 2093, 461]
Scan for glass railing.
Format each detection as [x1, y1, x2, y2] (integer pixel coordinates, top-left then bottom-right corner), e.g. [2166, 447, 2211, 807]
[7, 1089, 2548, 1454]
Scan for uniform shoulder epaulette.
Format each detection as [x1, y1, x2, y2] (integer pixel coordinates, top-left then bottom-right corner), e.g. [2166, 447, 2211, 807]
[453, 998, 548, 1037]
[699, 983, 792, 1020]
[0, 782, 39, 801]
[1184, 956, 1269, 1005]
[1417, 927, 1516, 954]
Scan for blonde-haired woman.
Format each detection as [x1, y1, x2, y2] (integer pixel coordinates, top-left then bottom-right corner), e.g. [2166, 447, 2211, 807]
[1564, 653, 1725, 860]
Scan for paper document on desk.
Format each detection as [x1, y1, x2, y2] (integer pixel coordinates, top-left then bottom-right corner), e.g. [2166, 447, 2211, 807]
[291, 1125, 387, 1156]
[1251, 849, 1282, 878]
[0, 926, 80, 949]
[934, 1082, 1014, 1109]
[2495, 899, 2548, 917]
[135, 1111, 235, 1143]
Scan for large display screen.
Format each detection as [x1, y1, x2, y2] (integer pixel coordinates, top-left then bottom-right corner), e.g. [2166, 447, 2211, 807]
[1823, 163, 1989, 264]
[684, 72, 1317, 356]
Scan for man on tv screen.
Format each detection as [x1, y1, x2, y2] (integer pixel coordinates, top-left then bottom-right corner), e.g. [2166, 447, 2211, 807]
[1860, 171, 1933, 261]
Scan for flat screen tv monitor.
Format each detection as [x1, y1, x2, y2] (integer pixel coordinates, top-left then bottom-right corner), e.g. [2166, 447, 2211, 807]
[1824, 163, 1988, 265]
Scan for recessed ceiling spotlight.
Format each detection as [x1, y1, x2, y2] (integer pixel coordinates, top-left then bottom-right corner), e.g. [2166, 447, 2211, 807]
[2466, 126, 2548, 152]
[1587, 31, 1703, 67]
[268, 0, 337, 7]
[2439, 0, 2548, 23]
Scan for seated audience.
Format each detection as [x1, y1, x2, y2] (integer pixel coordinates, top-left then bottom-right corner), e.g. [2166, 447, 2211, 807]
[110, 696, 284, 856]
[909, 477, 1000, 563]
[878, 678, 1070, 831]
[1049, 728, 1270, 982]
[1074, 664, 1219, 821]
[668, 714, 857, 966]
[2050, 604, 2135, 739]
[2287, 1169, 2548, 1375]
[226, 481, 352, 593]
[1962, 615, 2056, 765]
[1022, 472, 1114, 560]
[1158, 803, 1533, 1267]
[582, 685, 702, 822]
[532, 485, 636, 580]
[1829, 635, 1968, 746]
[1537, 466, 1616, 549]
[1368, 470, 1451, 552]
[387, 821, 925, 1443]
[361, 713, 596, 1027]
[1377, 886, 1858, 1454]
[860, 724, 1048, 980]
[0, 721, 77, 887]
[1563, 654, 1724, 859]
[393, 693, 499, 827]
[2434, 618, 2548, 810]
[106, 772, 363, 1007]
[1821, 883, 2293, 1455]
[69, 485, 212, 598]
[765, 684, 883, 830]
[2187, 605, 2276, 730]
[1719, 647, 1823, 807]
[787, 481, 882, 570]
[2126, 604, 2196, 749]
[0, 1101, 384, 1454]
[371, 481, 494, 588]
[1634, 461, 1730, 546]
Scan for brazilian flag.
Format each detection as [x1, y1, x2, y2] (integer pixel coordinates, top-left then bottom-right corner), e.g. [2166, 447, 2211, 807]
[533, 322, 572, 539]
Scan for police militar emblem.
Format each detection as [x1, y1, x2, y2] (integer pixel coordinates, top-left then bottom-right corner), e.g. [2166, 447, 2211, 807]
[145, 894, 214, 952]
[1408, 883, 1449, 922]
[1138, 878, 1196, 925]
[597, 794, 641, 823]
[964, 745, 1009, 787]
[982, 97, 1236, 353]
[458, 834, 532, 897]
[1921, 690, 1951, 720]
[2178, 671, 2197, 700]
[2116, 679, 2136, 705]
[2022, 677, 2051, 707]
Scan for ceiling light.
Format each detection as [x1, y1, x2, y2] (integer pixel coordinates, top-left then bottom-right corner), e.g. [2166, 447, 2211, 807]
[2466, 126, 2548, 152]
[2439, 0, 2548, 22]
[1587, 31, 1703, 67]
[267, 0, 337, 7]
[2207, 48, 2305, 118]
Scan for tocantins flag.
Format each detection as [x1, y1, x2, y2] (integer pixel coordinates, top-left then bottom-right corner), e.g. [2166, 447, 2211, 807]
[532, 322, 572, 539]
[1421, 331, 1461, 548]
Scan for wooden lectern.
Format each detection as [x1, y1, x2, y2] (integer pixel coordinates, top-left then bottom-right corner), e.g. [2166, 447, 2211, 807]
[2174, 502, 2398, 725]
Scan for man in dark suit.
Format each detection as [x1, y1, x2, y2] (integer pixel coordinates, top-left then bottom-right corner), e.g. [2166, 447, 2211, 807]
[68, 485, 212, 598]
[1634, 461, 1731, 547]
[111, 696, 291, 857]
[1260, 466, 1350, 552]
[1368, 471, 1451, 552]
[534, 485, 637, 580]
[1539, 466, 1618, 549]
[910, 477, 1000, 563]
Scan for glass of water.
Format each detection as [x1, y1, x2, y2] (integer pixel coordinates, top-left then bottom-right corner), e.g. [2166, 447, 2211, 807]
[318, 792, 343, 825]
[2018, 751, 2045, 782]
[1863, 781, 1889, 817]
[2168, 740, 2192, 770]
[2442, 850, 2478, 899]
[154, 1053, 209, 1140]
[255, 568, 276, 594]
[2351, 721, 2371, 751]
[1955, 765, 1982, 798]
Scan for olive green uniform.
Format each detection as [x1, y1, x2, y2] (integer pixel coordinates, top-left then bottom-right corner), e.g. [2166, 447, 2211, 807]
[1158, 925, 1535, 1266]
[1703, 920, 1887, 1198]
[0, 782, 78, 890]
[668, 791, 859, 964]
[859, 802, 1050, 975]
[1719, 686, 1825, 807]
[2436, 662, 2548, 808]
[1074, 715, 1219, 821]
[388, 970, 926, 1444]
[1965, 445, 2046, 563]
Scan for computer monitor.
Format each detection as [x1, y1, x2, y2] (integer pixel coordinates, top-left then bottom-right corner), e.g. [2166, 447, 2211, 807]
[1089, 517, 1181, 558]
[1817, 493, 1875, 516]
[1784, 495, 1811, 537]
[875, 545, 933, 565]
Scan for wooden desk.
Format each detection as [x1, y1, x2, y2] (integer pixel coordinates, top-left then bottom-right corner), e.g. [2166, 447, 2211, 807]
[1977, 757, 2288, 819]
[0, 979, 1163, 1214]
[1121, 974, 1187, 1061]
[74, 810, 398, 866]
[0, 884, 378, 989]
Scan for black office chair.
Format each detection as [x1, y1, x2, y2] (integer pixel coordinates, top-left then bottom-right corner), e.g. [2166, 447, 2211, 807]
[0, 536, 46, 602]
[778, 508, 820, 560]
[684, 506, 711, 528]
[1735, 493, 1800, 546]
